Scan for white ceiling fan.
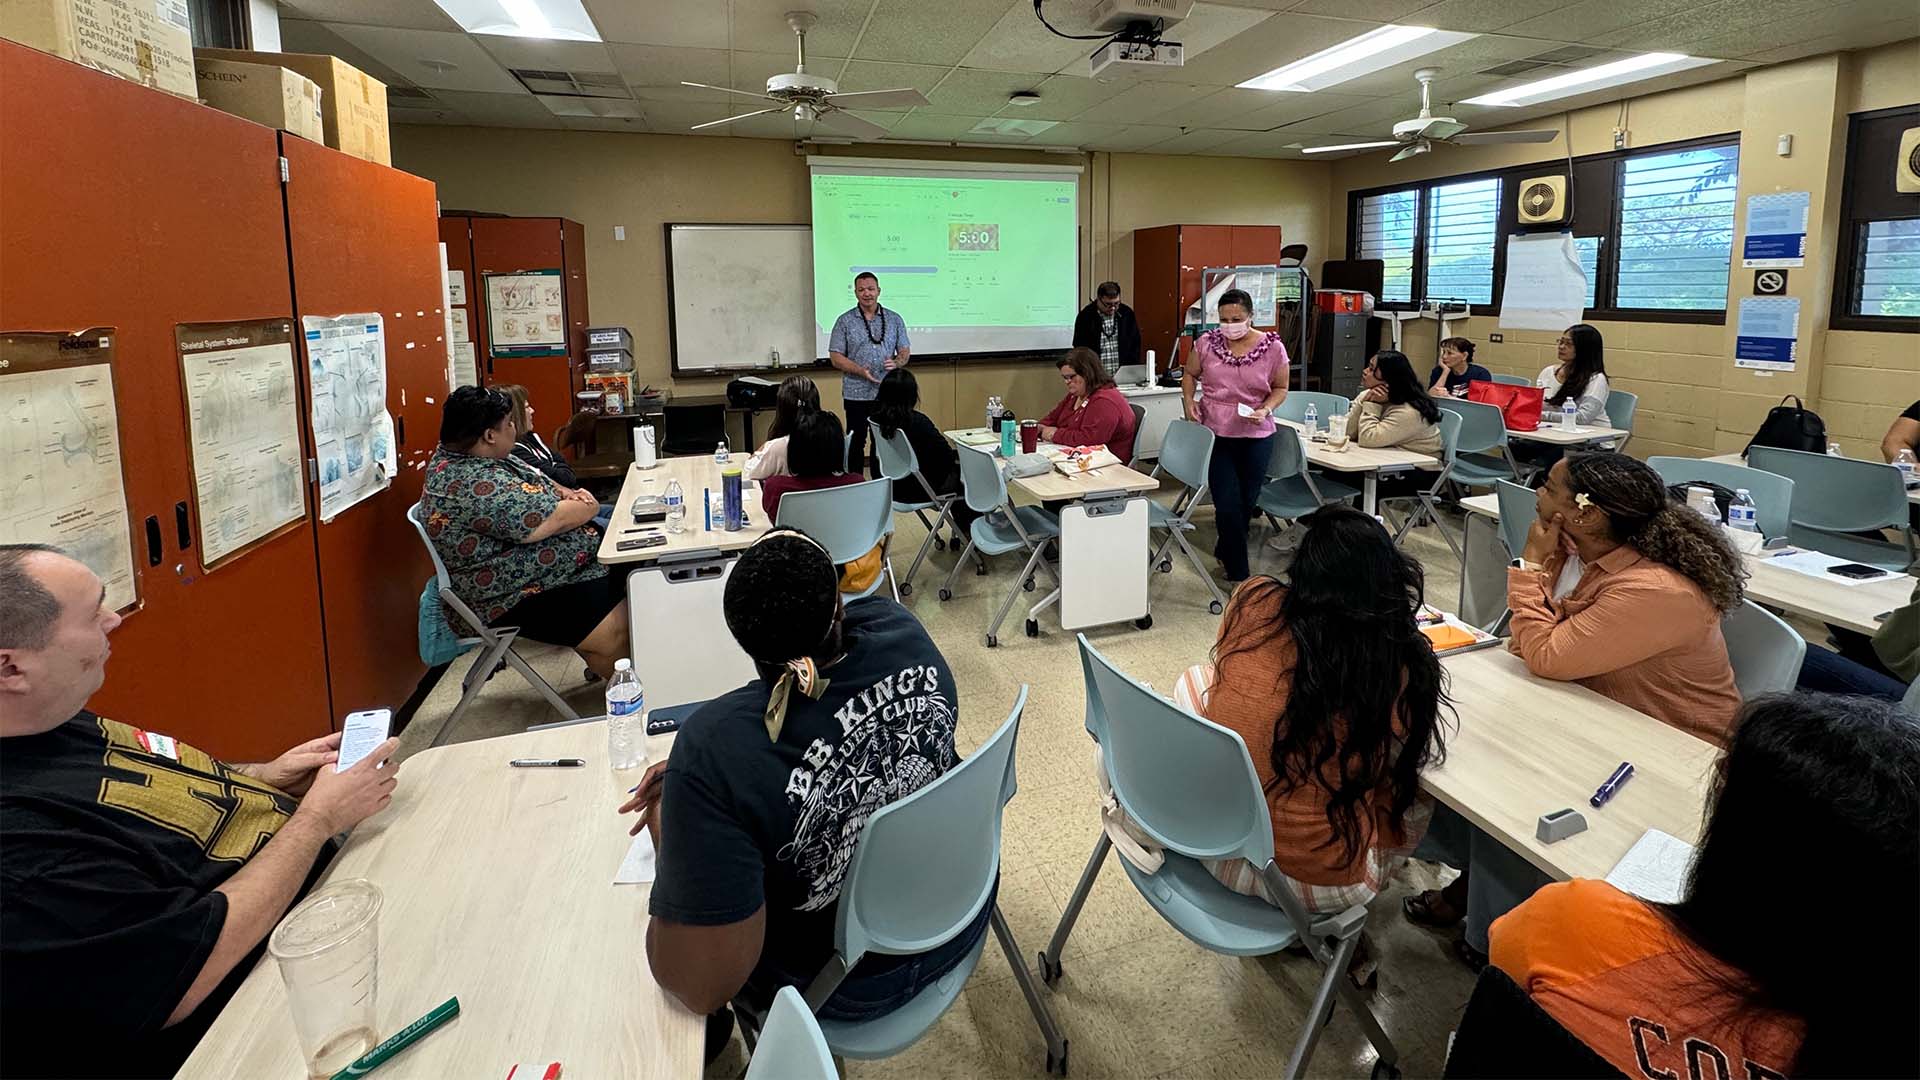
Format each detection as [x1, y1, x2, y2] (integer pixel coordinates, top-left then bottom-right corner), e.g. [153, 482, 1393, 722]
[678, 11, 928, 140]
[1386, 68, 1559, 161]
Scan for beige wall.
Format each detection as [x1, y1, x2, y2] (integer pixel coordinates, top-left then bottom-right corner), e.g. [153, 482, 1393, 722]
[393, 126, 1329, 431]
[1328, 40, 1920, 461]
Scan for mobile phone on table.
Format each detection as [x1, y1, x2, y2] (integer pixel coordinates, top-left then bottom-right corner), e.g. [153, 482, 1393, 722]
[616, 534, 668, 552]
[1827, 562, 1888, 580]
[337, 708, 392, 772]
[645, 713, 682, 736]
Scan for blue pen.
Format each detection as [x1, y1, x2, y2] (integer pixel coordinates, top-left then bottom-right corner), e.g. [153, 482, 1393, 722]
[703, 486, 712, 530]
[1590, 762, 1634, 808]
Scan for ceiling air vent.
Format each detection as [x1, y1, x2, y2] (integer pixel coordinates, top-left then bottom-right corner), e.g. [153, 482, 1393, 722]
[509, 68, 631, 99]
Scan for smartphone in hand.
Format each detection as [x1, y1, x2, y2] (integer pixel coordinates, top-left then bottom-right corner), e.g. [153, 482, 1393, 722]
[337, 708, 392, 772]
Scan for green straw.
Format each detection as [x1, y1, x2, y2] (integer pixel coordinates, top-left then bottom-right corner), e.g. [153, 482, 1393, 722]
[329, 996, 460, 1079]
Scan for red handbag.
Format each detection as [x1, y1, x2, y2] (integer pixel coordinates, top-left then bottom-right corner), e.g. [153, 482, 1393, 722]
[1466, 380, 1545, 432]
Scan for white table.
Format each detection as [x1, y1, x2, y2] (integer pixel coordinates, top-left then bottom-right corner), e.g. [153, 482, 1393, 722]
[1119, 384, 1183, 462]
[178, 722, 700, 1079]
[598, 454, 771, 565]
[1279, 420, 1437, 515]
[1507, 422, 1628, 447]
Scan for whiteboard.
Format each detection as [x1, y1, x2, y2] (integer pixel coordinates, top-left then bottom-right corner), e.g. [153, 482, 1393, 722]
[666, 224, 815, 375]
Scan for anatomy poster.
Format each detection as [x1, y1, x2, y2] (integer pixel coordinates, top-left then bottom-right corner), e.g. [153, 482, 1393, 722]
[484, 269, 566, 356]
[176, 320, 307, 566]
[303, 313, 396, 521]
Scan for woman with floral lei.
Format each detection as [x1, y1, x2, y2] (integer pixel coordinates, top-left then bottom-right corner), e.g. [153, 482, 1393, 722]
[1180, 288, 1290, 584]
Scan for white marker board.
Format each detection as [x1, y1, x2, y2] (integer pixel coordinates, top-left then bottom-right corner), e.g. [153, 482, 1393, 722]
[666, 224, 815, 375]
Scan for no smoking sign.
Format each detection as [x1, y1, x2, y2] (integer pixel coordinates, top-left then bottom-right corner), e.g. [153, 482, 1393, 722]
[1753, 269, 1788, 295]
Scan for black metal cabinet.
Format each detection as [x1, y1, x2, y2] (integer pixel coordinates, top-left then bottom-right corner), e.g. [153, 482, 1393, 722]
[1311, 313, 1368, 399]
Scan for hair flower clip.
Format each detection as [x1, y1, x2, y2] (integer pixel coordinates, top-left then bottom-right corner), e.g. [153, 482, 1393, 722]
[1574, 493, 1594, 510]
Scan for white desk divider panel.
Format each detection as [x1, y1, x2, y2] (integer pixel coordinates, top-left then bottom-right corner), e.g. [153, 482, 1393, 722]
[1058, 494, 1151, 631]
[625, 551, 759, 708]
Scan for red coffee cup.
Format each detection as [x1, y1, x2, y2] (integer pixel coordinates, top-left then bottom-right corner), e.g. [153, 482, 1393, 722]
[1020, 420, 1040, 454]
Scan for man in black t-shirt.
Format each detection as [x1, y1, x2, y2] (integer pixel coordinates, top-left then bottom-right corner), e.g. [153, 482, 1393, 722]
[623, 527, 987, 1036]
[0, 544, 401, 1079]
[1882, 399, 1920, 465]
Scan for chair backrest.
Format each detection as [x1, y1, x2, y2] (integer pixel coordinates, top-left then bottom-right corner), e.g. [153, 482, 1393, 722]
[1489, 373, 1532, 386]
[1433, 408, 1461, 470]
[842, 430, 854, 473]
[662, 401, 726, 456]
[775, 478, 894, 563]
[869, 422, 921, 482]
[1076, 635, 1274, 865]
[1746, 445, 1907, 532]
[1274, 391, 1349, 425]
[1604, 389, 1638, 433]
[404, 502, 454, 591]
[955, 443, 1010, 514]
[1903, 673, 1920, 714]
[1443, 967, 1622, 1079]
[834, 687, 1025, 966]
[1722, 599, 1806, 700]
[1127, 402, 1147, 463]
[1156, 418, 1216, 492]
[1267, 427, 1307, 480]
[1493, 480, 1537, 561]
[1647, 457, 1794, 540]
[1435, 398, 1509, 456]
[746, 987, 837, 1080]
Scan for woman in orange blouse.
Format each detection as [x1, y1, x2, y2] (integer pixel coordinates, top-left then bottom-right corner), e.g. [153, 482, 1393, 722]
[1492, 694, 1918, 1079]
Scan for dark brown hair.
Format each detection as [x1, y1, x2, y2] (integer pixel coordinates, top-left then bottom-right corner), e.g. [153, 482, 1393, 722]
[1060, 347, 1115, 393]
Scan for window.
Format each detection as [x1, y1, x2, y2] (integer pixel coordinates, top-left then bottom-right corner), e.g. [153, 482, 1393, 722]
[1424, 178, 1501, 304]
[1832, 105, 1920, 331]
[1574, 235, 1601, 310]
[1357, 190, 1418, 303]
[1614, 144, 1738, 311]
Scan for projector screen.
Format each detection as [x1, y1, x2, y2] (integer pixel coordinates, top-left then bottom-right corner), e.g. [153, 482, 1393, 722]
[810, 158, 1081, 358]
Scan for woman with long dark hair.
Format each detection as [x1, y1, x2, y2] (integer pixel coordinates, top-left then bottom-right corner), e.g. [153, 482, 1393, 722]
[747, 375, 821, 482]
[1492, 693, 1919, 1078]
[1173, 506, 1449, 977]
[1352, 350, 1443, 455]
[870, 368, 960, 508]
[1535, 323, 1609, 425]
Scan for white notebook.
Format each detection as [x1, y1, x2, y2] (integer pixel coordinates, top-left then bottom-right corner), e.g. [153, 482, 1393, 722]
[1605, 828, 1695, 904]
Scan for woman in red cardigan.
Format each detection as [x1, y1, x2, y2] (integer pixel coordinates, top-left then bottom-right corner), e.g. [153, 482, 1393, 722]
[1039, 347, 1136, 463]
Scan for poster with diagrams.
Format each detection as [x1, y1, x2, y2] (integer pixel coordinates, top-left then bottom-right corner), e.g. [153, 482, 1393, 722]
[484, 268, 566, 356]
[176, 320, 307, 566]
[303, 313, 396, 522]
[0, 329, 138, 611]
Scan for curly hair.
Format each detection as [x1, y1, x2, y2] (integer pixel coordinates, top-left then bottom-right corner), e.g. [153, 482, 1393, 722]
[1563, 452, 1746, 612]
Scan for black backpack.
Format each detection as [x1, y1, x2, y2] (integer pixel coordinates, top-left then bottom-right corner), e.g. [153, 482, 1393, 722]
[1745, 394, 1827, 455]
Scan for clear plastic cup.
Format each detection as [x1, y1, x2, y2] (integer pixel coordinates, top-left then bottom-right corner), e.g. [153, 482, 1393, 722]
[269, 879, 382, 1079]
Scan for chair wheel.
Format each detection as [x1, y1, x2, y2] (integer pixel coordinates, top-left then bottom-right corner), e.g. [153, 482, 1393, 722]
[1158, 559, 1172, 573]
[1026, 618, 1039, 638]
[934, 537, 946, 550]
[1209, 600, 1224, 615]
[976, 562, 989, 576]
[938, 588, 952, 601]
[1134, 614, 1153, 630]
[1037, 950, 1064, 987]
[986, 634, 998, 648]
[1023, 576, 1035, 592]
[1047, 1040, 1069, 1077]
[1370, 1059, 1400, 1080]
[899, 582, 913, 597]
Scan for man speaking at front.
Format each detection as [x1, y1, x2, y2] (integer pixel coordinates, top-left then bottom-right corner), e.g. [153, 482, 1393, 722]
[828, 271, 910, 476]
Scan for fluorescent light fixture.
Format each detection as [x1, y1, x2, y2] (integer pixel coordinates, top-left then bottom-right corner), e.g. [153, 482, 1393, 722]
[1463, 53, 1716, 107]
[1297, 140, 1400, 154]
[1237, 25, 1477, 92]
[432, 0, 601, 41]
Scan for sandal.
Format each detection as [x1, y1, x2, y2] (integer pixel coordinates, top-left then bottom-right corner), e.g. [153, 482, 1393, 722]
[1403, 888, 1465, 929]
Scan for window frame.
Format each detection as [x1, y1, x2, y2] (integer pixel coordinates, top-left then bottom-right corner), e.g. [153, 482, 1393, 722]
[1829, 104, 1920, 334]
[1346, 133, 1741, 325]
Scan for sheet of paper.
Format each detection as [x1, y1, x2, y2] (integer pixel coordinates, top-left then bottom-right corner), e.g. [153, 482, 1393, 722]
[1499, 233, 1587, 332]
[336, 708, 391, 772]
[1605, 828, 1694, 904]
[1734, 297, 1799, 372]
[177, 322, 306, 566]
[1762, 548, 1896, 586]
[1741, 191, 1809, 268]
[484, 270, 566, 354]
[1236, 402, 1256, 418]
[450, 343, 478, 389]
[450, 308, 470, 344]
[445, 269, 467, 306]
[304, 314, 396, 522]
[615, 830, 656, 884]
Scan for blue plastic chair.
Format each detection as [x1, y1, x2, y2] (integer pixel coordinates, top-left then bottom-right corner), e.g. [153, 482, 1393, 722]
[1648, 456, 1794, 541]
[1493, 480, 1537, 562]
[775, 478, 898, 601]
[744, 987, 836, 1080]
[1435, 398, 1522, 487]
[938, 444, 1061, 648]
[1256, 428, 1360, 534]
[1604, 390, 1638, 453]
[1274, 391, 1349, 431]
[870, 422, 960, 597]
[1490, 373, 1531, 386]
[1147, 419, 1226, 615]
[404, 503, 579, 747]
[1382, 410, 1464, 564]
[1037, 637, 1399, 1080]
[1747, 446, 1916, 570]
[769, 688, 1070, 1075]
[1722, 599, 1805, 700]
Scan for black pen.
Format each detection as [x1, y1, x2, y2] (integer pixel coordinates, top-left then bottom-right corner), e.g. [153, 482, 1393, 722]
[510, 758, 586, 768]
[1590, 762, 1634, 807]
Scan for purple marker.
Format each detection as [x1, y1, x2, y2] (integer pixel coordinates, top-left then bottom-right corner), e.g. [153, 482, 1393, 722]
[1590, 762, 1634, 808]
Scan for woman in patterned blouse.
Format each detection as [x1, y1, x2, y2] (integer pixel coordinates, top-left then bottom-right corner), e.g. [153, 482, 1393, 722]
[420, 386, 629, 678]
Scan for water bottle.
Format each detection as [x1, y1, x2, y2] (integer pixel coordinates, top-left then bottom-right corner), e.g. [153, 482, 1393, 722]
[1896, 448, 1918, 488]
[605, 659, 646, 771]
[1303, 402, 1318, 434]
[1686, 486, 1720, 528]
[663, 478, 686, 534]
[1826, 441, 1844, 457]
[986, 395, 999, 430]
[714, 440, 730, 466]
[1561, 399, 1577, 431]
[1000, 420, 1016, 457]
[722, 462, 744, 530]
[1726, 488, 1759, 533]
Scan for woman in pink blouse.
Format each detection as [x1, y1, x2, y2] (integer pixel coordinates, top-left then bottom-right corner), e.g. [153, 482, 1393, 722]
[1181, 288, 1290, 582]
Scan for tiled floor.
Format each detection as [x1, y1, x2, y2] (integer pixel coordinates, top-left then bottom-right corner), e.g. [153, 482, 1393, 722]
[392, 487, 1508, 1079]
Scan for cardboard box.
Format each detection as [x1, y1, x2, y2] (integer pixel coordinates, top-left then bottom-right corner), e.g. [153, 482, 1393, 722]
[195, 48, 388, 165]
[586, 347, 633, 372]
[195, 57, 323, 144]
[2, 0, 197, 99]
[584, 371, 635, 413]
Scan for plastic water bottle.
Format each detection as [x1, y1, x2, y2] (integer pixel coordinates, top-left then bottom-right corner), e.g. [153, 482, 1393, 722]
[606, 659, 646, 771]
[1561, 399, 1578, 431]
[1896, 448, 1918, 488]
[714, 440, 730, 466]
[1303, 402, 1319, 433]
[987, 395, 1002, 430]
[1826, 441, 1845, 457]
[663, 478, 686, 534]
[1726, 488, 1759, 533]
[1686, 486, 1720, 528]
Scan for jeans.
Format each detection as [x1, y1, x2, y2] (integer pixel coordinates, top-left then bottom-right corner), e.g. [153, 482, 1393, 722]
[1797, 644, 1908, 700]
[1207, 434, 1274, 581]
[845, 399, 877, 478]
[1412, 804, 1550, 953]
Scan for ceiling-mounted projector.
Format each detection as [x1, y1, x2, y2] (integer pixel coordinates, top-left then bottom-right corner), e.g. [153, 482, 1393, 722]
[1087, 0, 1194, 32]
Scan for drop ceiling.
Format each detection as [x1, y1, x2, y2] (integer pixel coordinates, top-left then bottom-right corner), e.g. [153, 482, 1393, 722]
[274, 0, 1917, 157]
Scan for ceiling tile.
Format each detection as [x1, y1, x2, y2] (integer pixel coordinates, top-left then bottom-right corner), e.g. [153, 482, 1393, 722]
[831, 60, 952, 96]
[1071, 81, 1220, 124]
[1004, 74, 1133, 119]
[1135, 126, 1261, 154]
[731, 50, 851, 93]
[1403, 0, 1582, 33]
[473, 36, 618, 74]
[609, 45, 733, 99]
[729, 0, 874, 56]
[1286, 0, 1431, 19]
[854, 0, 1013, 67]
[1594, 0, 1843, 56]
[958, 3, 1100, 74]
[329, 24, 524, 92]
[276, 0, 459, 32]
[881, 111, 996, 139]
[717, 110, 818, 139]
[1498, 0, 1687, 44]
[1019, 119, 1120, 147]
[1327, 34, 1558, 99]
[276, 19, 416, 87]
[640, 102, 736, 135]
[919, 68, 1048, 115]
[424, 89, 559, 127]
[562, 116, 653, 132]
[583, 0, 729, 47]
[1163, 3, 1282, 59]
[1745, 11, 1920, 64]
[1233, 90, 1386, 130]
[1141, 14, 1389, 88]
[1081, 124, 1186, 150]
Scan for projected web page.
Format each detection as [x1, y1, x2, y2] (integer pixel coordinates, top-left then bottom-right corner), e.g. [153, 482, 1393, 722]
[811, 167, 1080, 357]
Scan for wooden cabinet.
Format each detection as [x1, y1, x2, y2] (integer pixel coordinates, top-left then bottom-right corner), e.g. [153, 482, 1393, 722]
[441, 215, 590, 435]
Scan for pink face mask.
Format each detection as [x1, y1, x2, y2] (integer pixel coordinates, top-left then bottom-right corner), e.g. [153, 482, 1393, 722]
[1219, 321, 1252, 341]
